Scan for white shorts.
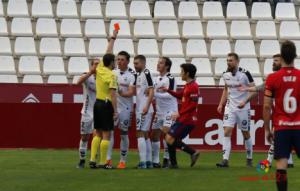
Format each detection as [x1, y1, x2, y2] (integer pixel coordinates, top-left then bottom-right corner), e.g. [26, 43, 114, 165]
[223, 109, 250, 131]
[80, 116, 94, 135]
[136, 112, 153, 132]
[118, 109, 132, 131]
[152, 111, 175, 130]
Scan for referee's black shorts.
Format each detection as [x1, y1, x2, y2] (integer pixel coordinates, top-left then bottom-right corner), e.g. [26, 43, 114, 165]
[93, 99, 114, 131]
[274, 129, 300, 160]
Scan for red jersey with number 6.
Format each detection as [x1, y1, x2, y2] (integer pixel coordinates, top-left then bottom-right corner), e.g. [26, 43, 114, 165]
[265, 67, 300, 131]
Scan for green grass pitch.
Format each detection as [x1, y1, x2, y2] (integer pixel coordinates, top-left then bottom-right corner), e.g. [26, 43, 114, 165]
[0, 150, 299, 191]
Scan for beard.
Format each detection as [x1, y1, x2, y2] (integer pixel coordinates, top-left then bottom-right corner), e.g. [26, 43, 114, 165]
[272, 65, 281, 72]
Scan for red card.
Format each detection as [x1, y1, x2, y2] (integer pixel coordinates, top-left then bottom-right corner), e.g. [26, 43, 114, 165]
[114, 23, 120, 31]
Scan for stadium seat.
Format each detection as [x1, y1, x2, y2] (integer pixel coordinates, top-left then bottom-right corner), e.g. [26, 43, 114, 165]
[36, 18, 58, 37]
[158, 20, 180, 38]
[32, 0, 53, 18]
[47, 75, 68, 84]
[89, 38, 108, 57]
[19, 56, 41, 75]
[113, 39, 135, 56]
[130, 1, 151, 19]
[191, 58, 212, 76]
[68, 57, 89, 75]
[0, 75, 18, 83]
[202, 1, 224, 19]
[0, 56, 15, 74]
[214, 58, 227, 76]
[279, 21, 300, 40]
[234, 40, 256, 57]
[7, 0, 29, 17]
[0, 18, 8, 36]
[263, 58, 273, 77]
[210, 40, 231, 57]
[206, 21, 228, 39]
[15, 37, 36, 56]
[154, 1, 176, 19]
[43, 57, 65, 75]
[81, 0, 103, 19]
[175, 77, 185, 86]
[23, 75, 43, 84]
[293, 41, 300, 57]
[85, 19, 106, 38]
[60, 19, 82, 37]
[0, 37, 12, 55]
[256, 21, 277, 39]
[0, 1, 3, 16]
[170, 58, 186, 75]
[56, 0, 78, 18]
[226, 2, 248, 19]
[295, 59, 300, 69]
[239, 58, 261, 76]
[145, 57, 159, 76]
[109, 20, 131, 38]
[197, 77, 215, 86]
[182, 20, 204, 39]
[253, 77, 263, 85]
[230, 21, 252, 39]
[40, 38, 62, 56]
[134, 20, 155, 38]
[260, 40, 280, 58]
[251, 2, 272, 20]
[137, 39, 159, 57]
[105, 1, 127, 19]
[72, 75, 80, 84]
[275, 3, 296, 20]
[162, 39, 184, 57]
[186, 39, 208, 58]
[178, 1, 200, 20]
[64, 38, 86, 56]
[11, 18, 33, 36]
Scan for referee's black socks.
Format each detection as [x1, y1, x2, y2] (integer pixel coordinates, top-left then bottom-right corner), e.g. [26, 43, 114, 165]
[276, 169, 287, 191]
[174, 139, 195, 156]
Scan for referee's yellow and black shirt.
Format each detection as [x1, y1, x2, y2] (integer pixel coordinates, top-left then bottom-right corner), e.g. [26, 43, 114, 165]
[96, 61, 117, 101]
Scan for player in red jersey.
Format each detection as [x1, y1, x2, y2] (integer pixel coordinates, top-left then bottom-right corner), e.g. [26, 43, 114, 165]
[160, 63, 200, 168]
[264, 41, 300, 191]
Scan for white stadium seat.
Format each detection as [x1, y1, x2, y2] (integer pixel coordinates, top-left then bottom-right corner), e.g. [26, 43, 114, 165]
[162, 39, 184, 57]
[32, 0, 53, 18]
[43, 57, 65, 75]
[0, 1, 3, 16]
[36, 18, 58, 37]
[197, 77, 215, 86]
[260, 40, 280, 58]
[202, 1, 224, 19]
[88, 38, 108, 57]
[275, 3, 296, 20]
[207, 21, 228, 39]
[85, 19, 106, 38]
[227, 2, 248, 19]
[15, 37, 36, 56]
[239, 58, 261, 76]
[295, 59, 300, 69]
[230, 21, 252, 39]
[64, 38, 86, 56]
[256, 21, 277, 39]
[154, 1, 176, 19]
[68, 57, 89, 75]
[191, 58, 212, 76]
[11, 18, 33, 36]
[158, 20, 180, 38]
[60, 19, 82, 37]
[178, 1, 200, 20]
[0, 75, 18, 83]
[170, 58, 186, 75]
[234, 40, 256, 57]
[105, 1, 127, 19]
[293, 41, 300, 57]
[145, 57, 159, 76]
[175, 77, 185, 86]
[210, 40, 231, 57]
[113, 39, 135, 56]
[0, 37, 12, 55]
[40, 38, 62, 56]
[0, 56, 15, 74]
[7, 0, 29, 17]
[0, 18, 8, 36]
[214, 58, 227, 76]
[23, 75, 43, 84]
[263, 58, 273, 77]
[56, 0, 78, 18]
[130, 1, 151, 19]
[137, 39, 159, 57]
[19, 56, 41, 75]
[72, 75, 80, 84]
[48, 75, 68, 84]
[109, 20, 131, 38]
[182, 20, 204, 39]
[280, 21, 300, 40]
[186, 39, 208, 58]
[134, 20, 155, 38]
[251, 2, 272, 20]
[81, 0, 103, 19]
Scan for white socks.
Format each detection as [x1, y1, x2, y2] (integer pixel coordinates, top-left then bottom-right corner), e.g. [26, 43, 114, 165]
[152, 141, 160, 164]
[79, 139, 88, 160]
[138, 137, 147, 162]
[120, 134, 129, 163]
[146, 138, 152, 162]
[163, 139, 169, 159]
[267, 144, 274, 163]
[245, 137, 253, 159]
[222, 137, 231, 160]
[288, 153, 293, 164]
[107, 131, 114, 161]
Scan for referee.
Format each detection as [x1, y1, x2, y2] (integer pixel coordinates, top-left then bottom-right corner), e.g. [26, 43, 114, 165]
[89, 30, 118, 169]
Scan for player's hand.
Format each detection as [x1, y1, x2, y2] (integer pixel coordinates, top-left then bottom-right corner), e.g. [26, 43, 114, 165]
[238, 84, 249, 92]
[158, 86, 168, 92]
[217, 105, 223, 114]
[113, 112, 119, 127]
[238, 101, 246, 109]
[171, 112, 179, 121]
[265, 130, 274, 144]
[112, 30, 118, 39]
[142, 106, 149, 115]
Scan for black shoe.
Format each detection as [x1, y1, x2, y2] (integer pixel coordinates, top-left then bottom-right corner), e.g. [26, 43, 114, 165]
[153, 163, 161, 168]
[98, 164, 114, 169]
[216, 159, 229, 168]
[246, 159, 253, 167]
[190, 151, 200, 167]
[169, 164, 179, 169]
[162, 158, 169, 169]
[288, 164, 294, 168]
[77, 159, 85, 169]
[89, 161, 97, 169]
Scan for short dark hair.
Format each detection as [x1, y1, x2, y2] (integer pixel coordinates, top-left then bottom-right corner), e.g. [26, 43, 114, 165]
[162, 57, 172, 72]
[180, 63, 197, 79]
[134, 55, 146, 63]
[281, 41, 297, 65]
[118, 51, 130, 61]
[227, 52, 239, 61]
[273, 54, 281, 58]
[102, 53, 115, 67]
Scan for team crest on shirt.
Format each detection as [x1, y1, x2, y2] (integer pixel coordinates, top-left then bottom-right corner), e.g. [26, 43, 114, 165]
[242, 120, 248, 126]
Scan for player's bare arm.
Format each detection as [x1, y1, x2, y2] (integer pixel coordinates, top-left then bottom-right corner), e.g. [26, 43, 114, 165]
[263, 95, 274, 144]
[77, 64, 97, 85]
[110, 88, 118, 120]
[217, 84, 228, 114]
[106, 30, 118, 54]
[238, 82, 258, 109]
[142, 87, 154, 115]
[119, 85, 135, 97]
[239, 83, 265, 92]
